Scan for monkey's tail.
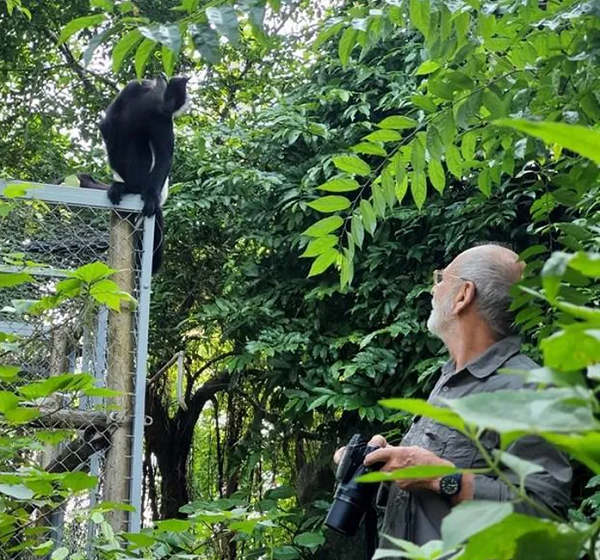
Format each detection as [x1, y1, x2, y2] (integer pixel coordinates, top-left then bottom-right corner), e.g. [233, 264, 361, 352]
[152, 209, 164, 274]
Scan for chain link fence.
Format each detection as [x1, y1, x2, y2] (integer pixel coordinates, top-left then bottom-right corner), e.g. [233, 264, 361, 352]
[0, 182, 154, 557]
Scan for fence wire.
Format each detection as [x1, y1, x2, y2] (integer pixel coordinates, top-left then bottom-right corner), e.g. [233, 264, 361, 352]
[0, 183, 153, 557]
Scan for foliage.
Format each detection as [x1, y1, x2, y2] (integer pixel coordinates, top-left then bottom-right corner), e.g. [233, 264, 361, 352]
[1, 0, 600, 559]
[301, 0, 600, 289]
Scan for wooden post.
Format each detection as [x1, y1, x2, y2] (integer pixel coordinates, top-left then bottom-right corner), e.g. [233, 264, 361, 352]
[104, 211, 135, 531]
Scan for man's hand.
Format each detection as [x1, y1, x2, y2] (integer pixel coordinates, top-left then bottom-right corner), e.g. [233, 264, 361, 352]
[363, 444, 454, 493]
[333, 435, 387, 465]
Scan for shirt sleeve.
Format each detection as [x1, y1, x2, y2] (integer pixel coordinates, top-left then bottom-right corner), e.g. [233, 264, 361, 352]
[472, 434, 572, 518]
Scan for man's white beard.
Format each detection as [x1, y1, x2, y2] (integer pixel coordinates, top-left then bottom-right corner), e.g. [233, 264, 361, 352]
[427, 293, 454, 339]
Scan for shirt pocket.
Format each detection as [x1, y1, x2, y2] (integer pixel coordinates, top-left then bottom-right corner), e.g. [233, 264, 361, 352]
[435, 425, 477, 468]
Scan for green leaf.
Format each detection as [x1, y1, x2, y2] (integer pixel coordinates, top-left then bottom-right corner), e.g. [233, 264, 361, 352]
[300, 236, 338, 258]
[358, 465, 483, 483]
[308, 248, 340, 277]
[206, 6, 240, 46]
[461, 130, 477, 160]
[351, 142, 387, 156]
[380, 398, 465, 431]
[340, 254, 354, 289]
[543, 432, 600, 473]
[333, 155, 371, 176]
[363, 130, 402, 143]
[338, 27, 357, 66]
[314, 20, 345, 49]
[411, 93, 437, 112]
[428, 160, 446, 194]
[307, 196, 351, 213]
[4, 408, 40, 424]
[317, 178, 360, 193]
[134, 38, 157, 80]
[90, 279, 134, 311]
[157, 519, 192, 532]
[62, 472, 98, 491]
[556, 301, 600, 322]
[494, 120, 600, 165]
[378, 116, 418, 130]
[273, 546, 300, 560]
[409, 0, 431, 38]
[441, 501, 513, 551]
[83, 29, 113, 67]
[19, 373, 94, 400]
[139, 24, 182, 54]
[502, 367, 586, 388]
[162, 44, 175, 76]
[0, 484, 35, 500]
[2, 181, 40, 198]
[395, 174, 409, 203]
[541, 252, 570, 301]
[73, 262, 115, 284]
[426, 125, 444, 160]
[460, 513, 586, 560]
[112, 29, 142, 74]
[445, 145, 463, 179]
[0, 365, 20, 381]
[351, 215, 364, 249]
[411, 134, 426, 173]
[569, 252, 600, 277]
[541, 326, 600, 371]
[122, 533, 156, 549]
[372, 183, 386, 217]
[58, 15, 105, 45]
[294, 532, 325, 548]
[51, 548, 69, 560]
[359, 200, 377, 236]
[302, 216, 344, 237]
[0, 272, 33, 287]
[478, 168, 491, 197]
[493, 450, 544, 488]
[411, 173, 427, 210]
[415, 60, 439, 75]
[190, 23, 220, 64]
[442, 388, 600, 434]
[0, 391, 19, 413]
[381, 166, 396, 208]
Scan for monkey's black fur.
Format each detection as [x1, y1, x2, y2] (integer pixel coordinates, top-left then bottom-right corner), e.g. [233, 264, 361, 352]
[93, 73, 190, 273]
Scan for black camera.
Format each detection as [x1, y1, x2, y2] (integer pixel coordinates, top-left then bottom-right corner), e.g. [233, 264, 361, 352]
[324, 434, 384, 536]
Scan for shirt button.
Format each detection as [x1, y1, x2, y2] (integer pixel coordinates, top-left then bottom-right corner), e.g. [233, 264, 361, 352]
[442, 386, 449, 392]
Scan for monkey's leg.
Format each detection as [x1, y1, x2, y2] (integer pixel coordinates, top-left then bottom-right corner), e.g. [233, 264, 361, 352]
[78, 174, 109, 190]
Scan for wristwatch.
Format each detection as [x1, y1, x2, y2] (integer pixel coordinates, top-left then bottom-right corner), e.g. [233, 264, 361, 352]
[439, 473, 462, 498]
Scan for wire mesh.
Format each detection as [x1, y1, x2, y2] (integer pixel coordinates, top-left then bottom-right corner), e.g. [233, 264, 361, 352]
[0, 184, 153, 557]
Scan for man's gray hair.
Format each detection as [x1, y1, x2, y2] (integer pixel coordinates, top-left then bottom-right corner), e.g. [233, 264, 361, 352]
[456, 249, 521, 339]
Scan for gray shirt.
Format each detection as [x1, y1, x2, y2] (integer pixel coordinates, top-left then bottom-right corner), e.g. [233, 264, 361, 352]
[378, 336, 572, 546]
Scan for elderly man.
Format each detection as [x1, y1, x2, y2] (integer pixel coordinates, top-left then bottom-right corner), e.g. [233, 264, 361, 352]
[336, 244, 572, 547]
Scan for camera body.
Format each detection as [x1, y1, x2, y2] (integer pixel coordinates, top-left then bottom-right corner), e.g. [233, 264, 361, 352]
[324, 434, 384, 536]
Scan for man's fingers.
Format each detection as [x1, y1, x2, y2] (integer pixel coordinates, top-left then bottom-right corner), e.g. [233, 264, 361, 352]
[368, 434, 387, 448]
[333, 446, 346, 465]
[364, 447, 393, 466]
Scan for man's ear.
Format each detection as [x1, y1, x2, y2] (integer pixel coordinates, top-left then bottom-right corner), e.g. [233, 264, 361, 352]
[453, 281, 476, 314]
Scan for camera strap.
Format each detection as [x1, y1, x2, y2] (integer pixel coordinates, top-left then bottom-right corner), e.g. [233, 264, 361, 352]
[364, 507, 378, 560]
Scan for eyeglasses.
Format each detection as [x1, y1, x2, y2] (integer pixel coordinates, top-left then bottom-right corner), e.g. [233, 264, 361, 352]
[432, 269, 470, 285]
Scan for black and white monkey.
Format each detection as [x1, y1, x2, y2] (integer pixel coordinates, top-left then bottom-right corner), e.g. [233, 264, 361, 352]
[80, 73, 190, 273]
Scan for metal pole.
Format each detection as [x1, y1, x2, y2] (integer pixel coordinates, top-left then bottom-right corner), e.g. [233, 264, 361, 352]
[129, 214, 155, 532]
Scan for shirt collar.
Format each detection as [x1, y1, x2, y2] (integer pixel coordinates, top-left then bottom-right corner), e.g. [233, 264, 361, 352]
[441, 336, 522, 379]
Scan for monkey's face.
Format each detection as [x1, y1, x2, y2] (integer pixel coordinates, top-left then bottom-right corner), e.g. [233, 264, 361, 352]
[167, 76, 191, 117]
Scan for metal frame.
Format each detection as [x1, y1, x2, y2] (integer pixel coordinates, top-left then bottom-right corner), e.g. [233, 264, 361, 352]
[0, 179, 153, 533]
[0, 179, 144, 211]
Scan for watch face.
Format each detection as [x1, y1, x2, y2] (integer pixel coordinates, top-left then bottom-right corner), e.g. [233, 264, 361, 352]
[441, 475, 460, 496]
